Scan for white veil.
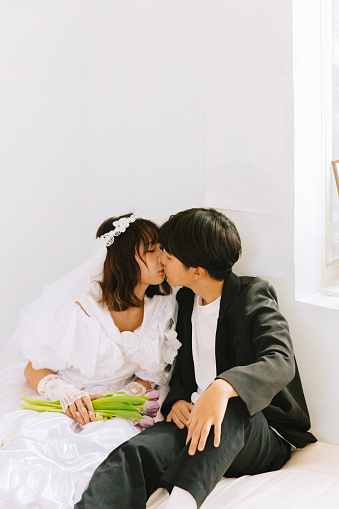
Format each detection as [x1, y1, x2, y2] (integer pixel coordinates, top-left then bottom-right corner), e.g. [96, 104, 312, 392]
[0, 237, 108, 371]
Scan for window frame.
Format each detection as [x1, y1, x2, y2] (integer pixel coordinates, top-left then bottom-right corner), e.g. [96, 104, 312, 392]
[322, 0, 339, 287]
[293, 0, 339, 307]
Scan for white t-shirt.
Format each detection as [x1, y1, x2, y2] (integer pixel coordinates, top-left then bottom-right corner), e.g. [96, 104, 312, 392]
[191, 294, 221, 404]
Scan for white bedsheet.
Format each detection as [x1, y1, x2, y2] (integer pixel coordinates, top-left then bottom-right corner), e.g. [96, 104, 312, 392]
[147, 442, 339, 508]
[0, 363, 138, 508]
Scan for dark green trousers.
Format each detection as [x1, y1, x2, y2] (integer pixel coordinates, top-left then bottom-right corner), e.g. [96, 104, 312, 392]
[75, 401, 291, 509]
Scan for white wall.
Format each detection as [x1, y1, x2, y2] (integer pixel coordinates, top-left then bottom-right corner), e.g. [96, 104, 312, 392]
[1, 1, 338, 444]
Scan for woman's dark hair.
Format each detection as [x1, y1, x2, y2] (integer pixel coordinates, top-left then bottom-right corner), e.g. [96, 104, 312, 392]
[96, 213, 171, 311]
[159, 208, 241, 281]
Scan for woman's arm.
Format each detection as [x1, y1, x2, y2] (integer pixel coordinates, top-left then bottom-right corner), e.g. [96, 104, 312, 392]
[24, 361, 55, 390]
[23, 361, 102, 425]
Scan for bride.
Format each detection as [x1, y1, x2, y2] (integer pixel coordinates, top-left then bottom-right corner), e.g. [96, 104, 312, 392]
[0, 213, 181, 508]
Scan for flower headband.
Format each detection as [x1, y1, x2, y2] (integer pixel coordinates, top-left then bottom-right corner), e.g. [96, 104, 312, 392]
[102, 214, 137, 247]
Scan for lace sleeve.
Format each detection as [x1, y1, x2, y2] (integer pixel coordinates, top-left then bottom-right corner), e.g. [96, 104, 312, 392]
[37, 374, 89, 413]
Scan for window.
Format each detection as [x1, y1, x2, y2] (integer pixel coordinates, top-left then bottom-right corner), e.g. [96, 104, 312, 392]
[328, 0, 339, 268]
[293, 0, 339, 307]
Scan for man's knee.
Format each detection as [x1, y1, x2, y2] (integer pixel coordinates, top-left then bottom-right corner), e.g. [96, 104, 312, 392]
[131, 421, 187, 449]
[108, 421, 187, 473]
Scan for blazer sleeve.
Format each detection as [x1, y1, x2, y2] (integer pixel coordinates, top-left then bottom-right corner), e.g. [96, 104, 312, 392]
[217, 280, 296, 417]
[161, 361, 191, 418]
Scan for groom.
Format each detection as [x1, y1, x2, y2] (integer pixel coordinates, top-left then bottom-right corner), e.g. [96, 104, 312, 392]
[76, 208, 316, 509]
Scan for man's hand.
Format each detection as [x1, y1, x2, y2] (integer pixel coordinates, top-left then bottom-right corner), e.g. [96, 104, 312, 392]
[186, 379, 238, 456]
[166, 400, 194, 429]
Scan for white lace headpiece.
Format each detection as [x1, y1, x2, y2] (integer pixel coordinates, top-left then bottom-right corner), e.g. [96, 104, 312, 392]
[102, 214, 137, 247]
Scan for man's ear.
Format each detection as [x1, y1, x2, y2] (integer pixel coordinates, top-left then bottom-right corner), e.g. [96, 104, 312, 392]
[193, 267, 206, 280]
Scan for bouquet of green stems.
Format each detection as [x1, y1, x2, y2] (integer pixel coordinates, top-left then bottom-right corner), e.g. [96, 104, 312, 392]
[20, 390, 160, 427]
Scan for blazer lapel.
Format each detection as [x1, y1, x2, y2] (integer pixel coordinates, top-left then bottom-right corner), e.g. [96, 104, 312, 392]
[177, 274, 241, 393]
[215, 272, 241, 375]
[176, 288, 197, 394]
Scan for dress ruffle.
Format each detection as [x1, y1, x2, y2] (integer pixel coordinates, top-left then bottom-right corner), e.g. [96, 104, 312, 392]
[120, 291, 181, 385]
[17, 284, 180, 388]
[20, 299, 125, 380]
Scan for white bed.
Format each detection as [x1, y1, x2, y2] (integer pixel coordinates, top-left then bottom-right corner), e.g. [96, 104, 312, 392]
[147, 442, 339, 508]
[1, 364, 338, 508]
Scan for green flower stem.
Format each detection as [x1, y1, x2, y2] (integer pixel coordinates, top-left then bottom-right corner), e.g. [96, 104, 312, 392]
[20, 392, 150, 422]
[20, 404, 64, 413]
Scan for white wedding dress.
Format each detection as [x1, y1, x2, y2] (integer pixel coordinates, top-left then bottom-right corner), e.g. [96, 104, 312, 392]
[0, 282, 180, 508]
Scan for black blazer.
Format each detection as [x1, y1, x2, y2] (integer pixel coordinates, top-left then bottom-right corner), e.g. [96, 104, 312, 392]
[162, 273, 317, 449]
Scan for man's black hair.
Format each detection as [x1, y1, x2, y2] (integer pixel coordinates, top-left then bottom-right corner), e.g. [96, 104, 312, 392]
[159, 208, 242, 281]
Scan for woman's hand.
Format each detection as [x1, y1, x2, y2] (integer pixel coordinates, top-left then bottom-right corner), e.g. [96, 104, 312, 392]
[64, 393, 105, 425]
[166, 400, 194, 429]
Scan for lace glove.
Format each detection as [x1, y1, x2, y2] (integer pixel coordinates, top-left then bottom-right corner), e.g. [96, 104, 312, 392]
[123, 380, 156, 395]
[37, 374, 90, 413]
[123, 383, 160, 416]
[123, 381, 148, 396]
